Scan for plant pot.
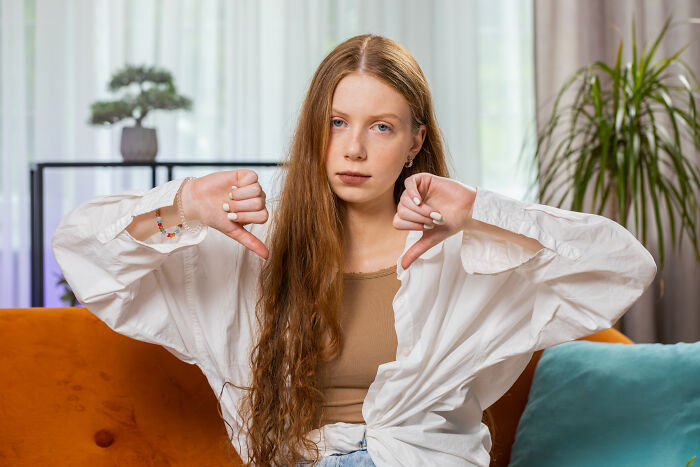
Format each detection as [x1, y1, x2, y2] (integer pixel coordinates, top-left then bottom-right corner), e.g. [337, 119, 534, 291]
[120, 126, 158, 161]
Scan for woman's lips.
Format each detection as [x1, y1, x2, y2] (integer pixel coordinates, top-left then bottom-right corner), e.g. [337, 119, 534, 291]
[338, 174, 371, 185]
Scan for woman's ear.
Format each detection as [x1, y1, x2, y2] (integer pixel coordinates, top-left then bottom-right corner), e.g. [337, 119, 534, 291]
[410, 124, 427, 156]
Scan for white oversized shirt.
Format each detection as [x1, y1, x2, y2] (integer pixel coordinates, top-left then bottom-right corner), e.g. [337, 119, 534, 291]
[51, 177, 657, 466]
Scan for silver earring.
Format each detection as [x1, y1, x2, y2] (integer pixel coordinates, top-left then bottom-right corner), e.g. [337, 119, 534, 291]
[405, 155, 414, 168]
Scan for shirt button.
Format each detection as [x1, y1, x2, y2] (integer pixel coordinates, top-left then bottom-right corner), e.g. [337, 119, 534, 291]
[395, 296, 406, 306]
[399, 346, 411, 357]
[385, 370, 395, 378]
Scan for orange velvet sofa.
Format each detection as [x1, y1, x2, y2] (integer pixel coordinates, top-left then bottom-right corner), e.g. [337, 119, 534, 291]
[0, 307, 632, 466]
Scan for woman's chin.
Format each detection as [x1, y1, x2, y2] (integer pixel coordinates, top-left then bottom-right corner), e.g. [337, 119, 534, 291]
[337, 194, 380, 206]
[332, 184, 396, 207]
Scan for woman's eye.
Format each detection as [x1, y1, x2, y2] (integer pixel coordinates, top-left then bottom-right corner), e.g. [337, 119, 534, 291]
[375, 123, 391, 133]
[331, 118, 344, 128]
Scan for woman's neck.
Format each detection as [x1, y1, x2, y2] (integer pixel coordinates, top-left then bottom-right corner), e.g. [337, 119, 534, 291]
[342, 199, 409, 273]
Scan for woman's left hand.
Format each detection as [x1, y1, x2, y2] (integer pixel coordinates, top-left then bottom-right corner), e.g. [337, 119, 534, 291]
[394, 172, 477, 270]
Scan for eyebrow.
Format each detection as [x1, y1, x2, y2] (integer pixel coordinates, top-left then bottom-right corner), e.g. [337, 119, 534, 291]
[331, 108, 402, 121]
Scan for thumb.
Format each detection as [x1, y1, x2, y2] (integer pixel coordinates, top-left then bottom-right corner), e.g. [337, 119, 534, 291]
[401, 234, 439, 270]
[229, 226, 270, 260]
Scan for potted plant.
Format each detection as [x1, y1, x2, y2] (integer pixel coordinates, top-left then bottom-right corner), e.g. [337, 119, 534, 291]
[88, 64, 193, 161]
[525, 16, 700, 298]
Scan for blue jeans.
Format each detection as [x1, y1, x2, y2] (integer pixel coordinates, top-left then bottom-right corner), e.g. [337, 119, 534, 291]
[295, 430, 375, 466]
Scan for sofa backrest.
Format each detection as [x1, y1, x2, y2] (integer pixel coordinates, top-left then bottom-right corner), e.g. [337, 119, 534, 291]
[0, 306, 632, 466]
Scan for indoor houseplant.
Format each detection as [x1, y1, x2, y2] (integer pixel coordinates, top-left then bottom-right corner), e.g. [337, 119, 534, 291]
[525, 16, 700, 297]
[88, 64, 193, 161]
[56, 273, 78, 307]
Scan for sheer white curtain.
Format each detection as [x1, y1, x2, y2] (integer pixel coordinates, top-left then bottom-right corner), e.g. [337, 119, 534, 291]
[0, 0, 535, 307]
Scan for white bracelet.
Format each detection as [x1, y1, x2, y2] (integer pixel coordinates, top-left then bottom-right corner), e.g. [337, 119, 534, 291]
[177, 177, 203, 234]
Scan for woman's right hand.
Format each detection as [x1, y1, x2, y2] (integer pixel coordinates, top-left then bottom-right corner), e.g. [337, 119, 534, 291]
[181, 169, 270, 260]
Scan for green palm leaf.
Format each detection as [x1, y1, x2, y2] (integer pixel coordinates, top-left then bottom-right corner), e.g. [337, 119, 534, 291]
[529, 15, 700, 296]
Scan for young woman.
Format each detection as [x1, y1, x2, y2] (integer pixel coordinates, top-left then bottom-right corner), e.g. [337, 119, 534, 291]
[52, 34, 657, 466]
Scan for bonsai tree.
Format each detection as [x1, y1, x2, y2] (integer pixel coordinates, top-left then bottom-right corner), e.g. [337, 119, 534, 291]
[88, 64, 192, 127]
[525, 16, 700, 296]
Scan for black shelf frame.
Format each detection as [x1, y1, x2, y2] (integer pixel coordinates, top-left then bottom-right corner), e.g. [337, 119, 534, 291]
[30, 160, 281, 307]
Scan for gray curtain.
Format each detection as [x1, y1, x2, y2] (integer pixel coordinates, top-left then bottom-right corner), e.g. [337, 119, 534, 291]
[533, 0, 700, 344]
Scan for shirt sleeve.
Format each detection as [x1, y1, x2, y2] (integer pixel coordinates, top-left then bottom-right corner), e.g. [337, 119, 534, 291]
[461, 186, 657, 395]
[51, 178, 210, 365]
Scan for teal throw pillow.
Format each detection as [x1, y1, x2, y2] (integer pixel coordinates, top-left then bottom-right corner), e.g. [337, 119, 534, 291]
[508, 340, 700, 467]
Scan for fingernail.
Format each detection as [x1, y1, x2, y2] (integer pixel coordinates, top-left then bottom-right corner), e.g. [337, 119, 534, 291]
[222, 203, 230, 212]
[227, 212, 238, 221]
[432, 218, 445, 225]
[231, 185, 238, 190]
[423, 224, 434, 229]
[413, 196, 421, 206]
[430, 212, 443, 221]
[228, 192, 233, 199]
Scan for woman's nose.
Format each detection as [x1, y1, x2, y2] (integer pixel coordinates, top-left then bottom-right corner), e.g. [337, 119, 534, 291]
[345, 150, 366, 161]
[344, 142, 366, 160]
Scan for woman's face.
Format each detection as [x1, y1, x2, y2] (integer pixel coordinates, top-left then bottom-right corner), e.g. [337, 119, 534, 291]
[325, 72, 426, 207]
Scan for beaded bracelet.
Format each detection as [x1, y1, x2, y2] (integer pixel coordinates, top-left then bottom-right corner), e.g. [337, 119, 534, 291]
[155, 177, 202, 238]
[155, 209, 182, 238]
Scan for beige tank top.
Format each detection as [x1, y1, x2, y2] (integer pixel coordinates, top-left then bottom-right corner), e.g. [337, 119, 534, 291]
[315, 264, 401, 428]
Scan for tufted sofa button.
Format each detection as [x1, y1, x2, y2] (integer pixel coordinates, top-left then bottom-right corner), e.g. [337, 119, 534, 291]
[94, 429, 114, 447]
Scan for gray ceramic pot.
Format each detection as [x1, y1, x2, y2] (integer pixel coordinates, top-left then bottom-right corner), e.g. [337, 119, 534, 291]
[120, 126, 158, 161]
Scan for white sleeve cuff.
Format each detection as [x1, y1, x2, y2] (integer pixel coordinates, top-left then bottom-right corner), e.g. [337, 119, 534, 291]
[95, 178, 207, 252]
